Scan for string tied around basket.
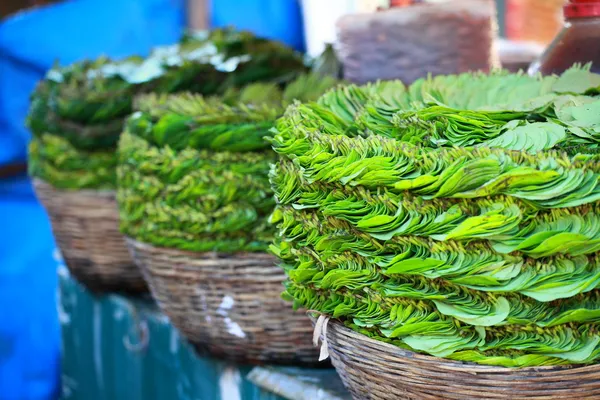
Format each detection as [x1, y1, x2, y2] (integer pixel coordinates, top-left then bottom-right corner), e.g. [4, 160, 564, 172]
[309, 311, 330, 361]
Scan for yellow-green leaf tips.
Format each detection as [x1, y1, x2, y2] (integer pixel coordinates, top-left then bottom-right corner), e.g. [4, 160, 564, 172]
[269, 66, 600, 367]
[117, 74, 338, 253]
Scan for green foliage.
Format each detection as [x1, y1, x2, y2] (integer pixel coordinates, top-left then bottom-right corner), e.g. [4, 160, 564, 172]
[29, 134, 116, 189]
[27, 28, 308, 189]
[118, 130, 276, 252]
[311, 44, 343, 80]
[269, 67, 600, 367]
[118, 73, 339, 253]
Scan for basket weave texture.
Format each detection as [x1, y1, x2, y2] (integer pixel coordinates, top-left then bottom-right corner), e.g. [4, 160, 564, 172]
[126, 237, 321, 365]
[324, 319, 600, 400]
[34, 179, 146, 293]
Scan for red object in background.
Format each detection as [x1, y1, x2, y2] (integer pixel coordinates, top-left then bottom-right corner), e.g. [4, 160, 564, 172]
[564, 0, 600, 18]
[529, 0, 600, 75]
[379, 0, 414, 10]
[390, 0, 413, 6]
[506, 0, 564, 45]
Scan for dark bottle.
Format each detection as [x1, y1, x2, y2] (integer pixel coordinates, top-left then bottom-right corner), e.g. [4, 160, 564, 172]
[529, 0, 600, 75]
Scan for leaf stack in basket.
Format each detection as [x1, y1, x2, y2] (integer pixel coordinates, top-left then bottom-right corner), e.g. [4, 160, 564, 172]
[28, 28, 307, 294]
[118, 72, 339, 364]
[269, 67, 600, 398]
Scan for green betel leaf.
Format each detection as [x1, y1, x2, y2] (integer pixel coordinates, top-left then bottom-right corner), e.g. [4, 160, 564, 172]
[542, 335, 600, 363]
[433, 296, 510, 327]
[567, 100, 600, 128]
[402, 328, 485, 358]
[385, 258, 447, 275]
[29, 135, 117, 189]
[552, 65, 600, 95]
[481, 122, 567, 154]
[270, 67, 600, 368]
[117, 71, 339, 253]
[28, 28, 309, 189]
[554, 95, 598, 125]
[152, 114, 194, 147]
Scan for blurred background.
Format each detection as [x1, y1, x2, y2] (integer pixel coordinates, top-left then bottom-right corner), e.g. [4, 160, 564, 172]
[0, 0, 570, 399]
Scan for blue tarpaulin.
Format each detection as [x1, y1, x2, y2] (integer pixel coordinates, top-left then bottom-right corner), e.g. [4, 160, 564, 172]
[210, 0, 305, 52]
[0, 1, 185, 398]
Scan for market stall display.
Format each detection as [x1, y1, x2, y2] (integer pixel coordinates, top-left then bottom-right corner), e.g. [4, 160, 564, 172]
[270, 67, 600, 398]
[118, 74, 338, 364]
[28, 29, 307, 294]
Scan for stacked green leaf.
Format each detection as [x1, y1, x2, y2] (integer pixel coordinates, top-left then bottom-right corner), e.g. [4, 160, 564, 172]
[269, 66, 600, 367]
[28, 28, 308, 189]
[118, 73, 339, 252]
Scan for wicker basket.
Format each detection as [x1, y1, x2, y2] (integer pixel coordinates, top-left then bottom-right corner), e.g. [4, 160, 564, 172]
[126, 237, 322, 366]
[322, 319, 600, 400]
[33, 179, 147, 294]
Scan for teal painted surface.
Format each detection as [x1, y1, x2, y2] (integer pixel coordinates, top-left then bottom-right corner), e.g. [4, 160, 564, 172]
[59, 268, 286, 400]
[497, 0, 506, 37]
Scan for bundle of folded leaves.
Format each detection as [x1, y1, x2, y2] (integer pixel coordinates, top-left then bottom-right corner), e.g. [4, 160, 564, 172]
[28, 28, 307, 190]
[269, 66, 600, 368]
[118, 73, 338, 252]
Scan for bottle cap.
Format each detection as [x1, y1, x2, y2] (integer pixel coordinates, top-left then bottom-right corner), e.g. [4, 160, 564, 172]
[565, 0, 600, 19]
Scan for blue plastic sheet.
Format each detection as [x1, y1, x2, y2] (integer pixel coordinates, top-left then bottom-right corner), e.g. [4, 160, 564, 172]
[210, 0, 305, 51]
[0, 0, 185, 167]
[0, 1, 185, 398]
[0, 177, 59, 400]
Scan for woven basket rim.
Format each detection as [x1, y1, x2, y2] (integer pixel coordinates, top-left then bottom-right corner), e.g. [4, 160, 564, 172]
[34, 178, 146, 294]
[125, 236, 276, 259]
[325, 317, 600, 374]
[33, 178, 116, 197]
[128, 234, 322, 365]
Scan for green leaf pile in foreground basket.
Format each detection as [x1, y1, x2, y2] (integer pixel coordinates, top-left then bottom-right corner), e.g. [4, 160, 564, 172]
[118, 73, 338, 253]
[269, 66, 600, 367]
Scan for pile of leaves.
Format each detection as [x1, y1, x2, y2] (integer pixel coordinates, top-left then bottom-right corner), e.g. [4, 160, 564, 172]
[28, 28, 308, 189]
[118, 74, 339, 253]
[269, 66, 600, 367]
